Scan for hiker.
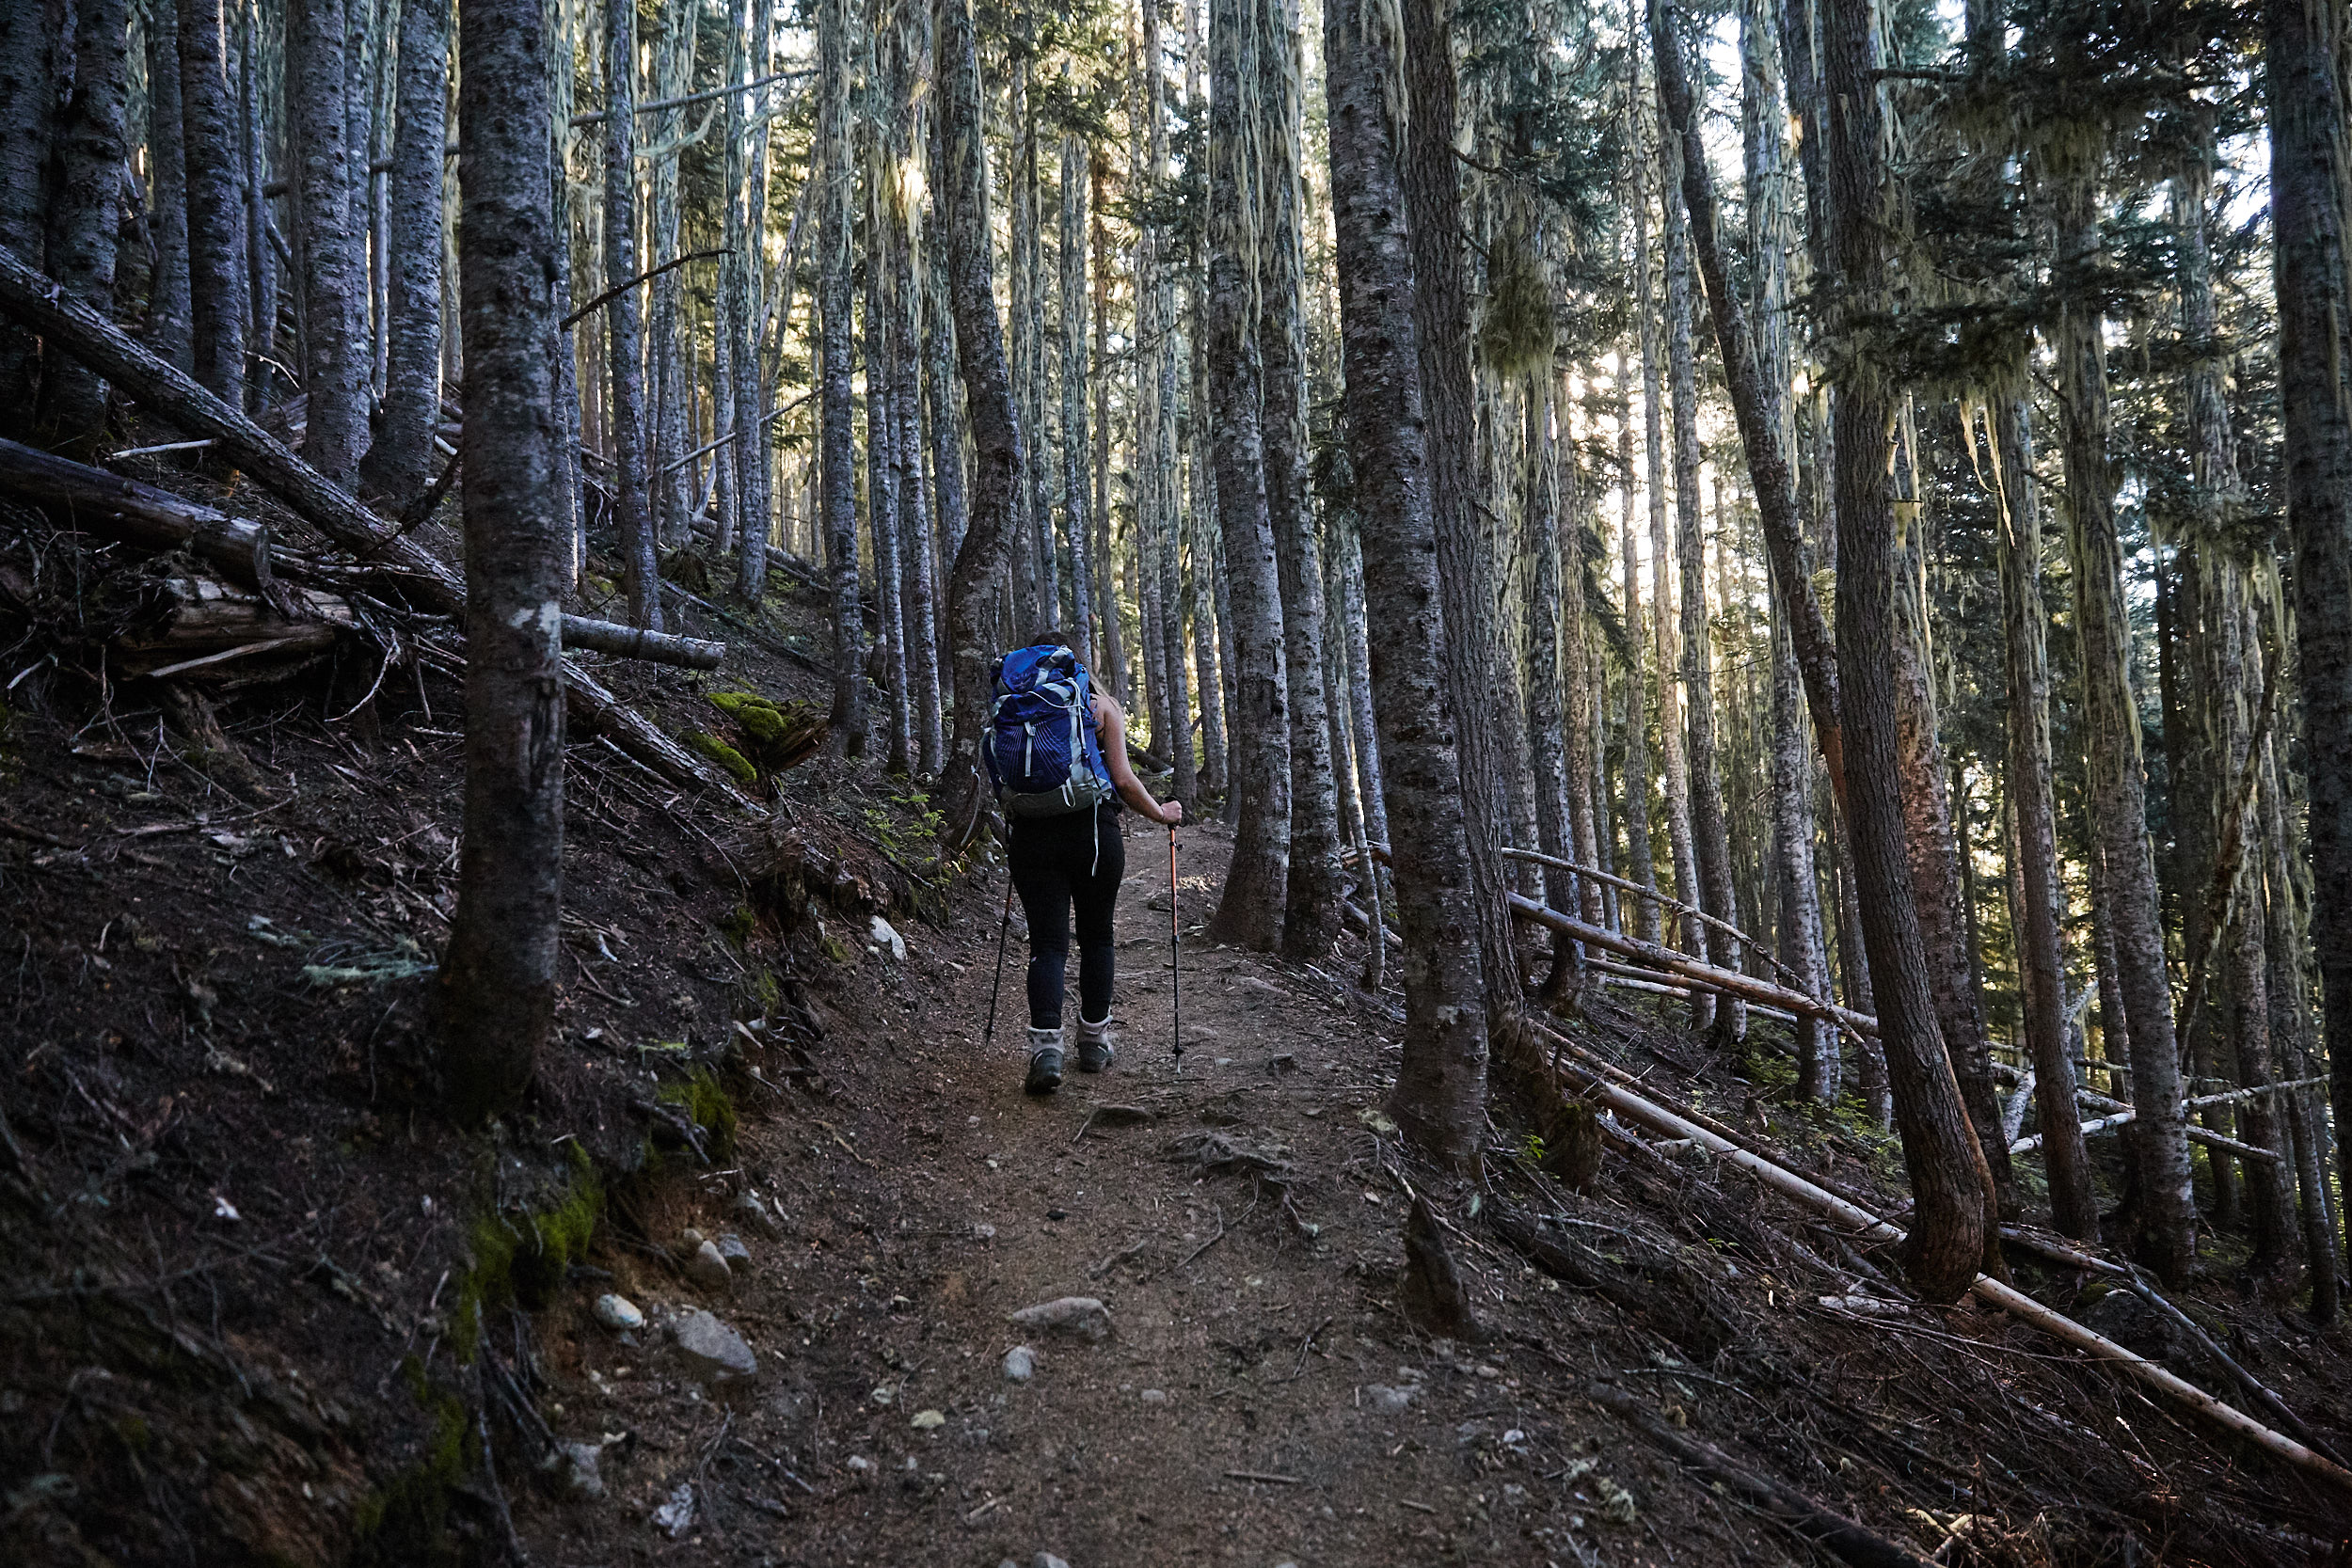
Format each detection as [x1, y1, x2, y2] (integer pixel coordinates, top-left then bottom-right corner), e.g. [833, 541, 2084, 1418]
[984, 627, 1183, 1095]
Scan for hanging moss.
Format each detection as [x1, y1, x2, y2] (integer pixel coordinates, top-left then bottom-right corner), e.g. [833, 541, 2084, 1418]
[1478, 226, 1556, 382]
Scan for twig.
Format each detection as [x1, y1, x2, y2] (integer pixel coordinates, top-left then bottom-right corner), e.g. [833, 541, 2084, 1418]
[561, 249, 731, 330]
[1176, 1206, 1227, 1269]
[1274, 1315, 1335, 1383]
[1224, 1469, 1304, 1485]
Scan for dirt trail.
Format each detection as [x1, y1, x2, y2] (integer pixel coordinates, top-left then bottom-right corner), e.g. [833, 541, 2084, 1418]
[543, 820, 1670, 1568]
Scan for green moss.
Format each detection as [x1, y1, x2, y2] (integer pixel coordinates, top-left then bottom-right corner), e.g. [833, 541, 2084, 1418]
[449, 1159, 604, 1360]
[689, 731, 758, 785]
[705, 690, 825, 775]
[657, 1067, 739, 1161]
[720, 903, 759, 948]
[350, 1364, 470, 1566]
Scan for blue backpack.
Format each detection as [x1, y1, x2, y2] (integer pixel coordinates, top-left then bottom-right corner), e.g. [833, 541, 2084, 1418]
[983, 643, 1117, 818]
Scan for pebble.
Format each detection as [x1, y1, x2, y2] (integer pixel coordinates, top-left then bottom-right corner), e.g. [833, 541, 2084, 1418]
[685, 1239, 733, 1292]
[1008, 1296, 1112, 1342]
[1038, 1556, 1073, 1568]
[911, 1408, 946, 1430]
[734, 1190, 787, 1240]
[549, 1440, 607, 1498]
[869, 914, 908, 961]
[1181, 1024, 1219, 1046]
[1138, 1388, 1167, 1404]
[1002, 1345, 1037, 1382]
[1365, 1384, 1414, 1414]
[652, 1481, 695, 1538]
[672, 1308, 758, 1381]
[593, 1293, 644, 1332]
[715, 1232, 754, 1271]
[871, 1384, 898, 1406]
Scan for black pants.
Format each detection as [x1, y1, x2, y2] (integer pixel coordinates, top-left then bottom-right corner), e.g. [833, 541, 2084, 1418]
[1009, 806, 1123, 1031]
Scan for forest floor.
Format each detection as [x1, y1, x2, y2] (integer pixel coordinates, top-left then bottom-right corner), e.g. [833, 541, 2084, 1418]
[6, 475, 2352, 1565]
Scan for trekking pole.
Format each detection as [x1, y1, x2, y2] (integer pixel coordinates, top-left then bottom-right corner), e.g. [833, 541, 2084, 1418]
[1168, 822, 1183, 1074]
[982, 871, 1015, 1047]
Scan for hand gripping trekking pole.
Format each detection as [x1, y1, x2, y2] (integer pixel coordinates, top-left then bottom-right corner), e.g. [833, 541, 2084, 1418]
[982, 871, 1015, 1047]
[1168, 823, 1183, 1074]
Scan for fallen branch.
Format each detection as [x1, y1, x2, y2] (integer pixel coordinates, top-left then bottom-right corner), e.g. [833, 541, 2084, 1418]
[559, 616, 724, 670]
[2013, 1095, 2285, 1164]
[1581, 1381, 1928, 1568]
[567, 67, 810, 127]
[0, 272, 748, 795]
[563, 249, 730, 331]
[1500, 846, 1808, 992]
[1523, 1014, 2352, 1497]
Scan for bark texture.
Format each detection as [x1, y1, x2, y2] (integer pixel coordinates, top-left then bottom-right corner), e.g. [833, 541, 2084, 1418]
[290, 0, 370, 486]
[1202, 0, 1293, 950]
[40, 0, 130, 449]
[603, 0, 661, 630]
[1327, 0, 1489, 1170]
[146, 0, 194, 372]
[363, 0, 448, 500]
[441, 0, 565, 1114]
[179, 0, 248, 409]
[818, 0, 866, 751]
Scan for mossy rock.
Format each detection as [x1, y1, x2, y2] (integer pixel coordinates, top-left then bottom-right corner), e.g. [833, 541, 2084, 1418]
[705, 690, 828, 776]
[656, 1066, 739, 1162]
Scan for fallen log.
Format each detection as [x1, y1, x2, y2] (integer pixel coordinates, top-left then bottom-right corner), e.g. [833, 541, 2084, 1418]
[2014, 1098, 2284, 1164]
[1500, 845, 1804, 991]
[1523, 1013, 2352, 1498]
[1507, 890, 1878, 1037]
[2, 438, 729, 673]
[0, 269, 748, 795]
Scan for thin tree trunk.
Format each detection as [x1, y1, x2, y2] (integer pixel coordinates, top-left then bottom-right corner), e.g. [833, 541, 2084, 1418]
[241, 0, 276, 401]
[1524, 379, 1582, 989]
[1404, 0, 1516, 1013]
[1327, 0, 1489, 1169]
[1821, 0, 1990, 1301]
[866, 165, 913, 774]
[931, 0, 1021, 837]
[2263, 725, 2343, 1320]
[1260, 0, 1341, 958]
[40, 0, 131, 449]
[1616, 404, 1661, 942]
[361, 0, 446, 500]
[819, 0, 865, 751]
[1058, 128, 1096, 672]
[441, 0, 564, 1114]
[649, 0, 691, 545]
[2057, 167, 2196, 1283]
[290, 0, 369, 485]
[730, 0, 773, 598]
[1559, 383, 1603, 923]
[181, 0, 248, 409]
[146, 0, 195, 372]
[1341, 521, 1389, 852]
[602, 0, 660, 630]
[898, 53, 945, 776]
[1201, 0, 1291, 950]
[1090, 150, 1124, 700]
[1661, 103, 1734, 1027]
[1635, 104, 1701, 971]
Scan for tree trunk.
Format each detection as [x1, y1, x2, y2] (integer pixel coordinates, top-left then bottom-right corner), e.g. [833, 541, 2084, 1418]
[1201, 0, 1292, 950]
[146, 0, 194, 372]
[1524, 378, 1582, 987]
[1661, 105, 1735, 1026]
[1327, 0, 1488, 1169]
[2056, 169, 2196, 1283]
[1057, 129, 1097, 673]
[360, 0, 446, 500]
[289, 0, 369, 485]
[1559, 383, 1603, 923]
[931, 0, 1021, 839]
[729, 0, 773, 600]
[1821, 0, 1990, 1301]
[2266, 0, 2352, 1294]
[602, 0, 660, 630]
[0, 0, 60, 417]
[898, 76, 945, 776]
[180, 0, 248, 411]
[1404, 0, 1514, 1013]
[818, 0, 865, 752]
[2262, 727, 2343, 1321]
[648, 0, 691, 546]
[40, 0, 129, 449]
[1260, 0, 1341, 958]
[1341, 520, 1389, 852]
[1089, 149, 1125, 702]
[1616, 408, 1661, 942]
[440, 0, 564, 1115]
[865, 110, 912, 774]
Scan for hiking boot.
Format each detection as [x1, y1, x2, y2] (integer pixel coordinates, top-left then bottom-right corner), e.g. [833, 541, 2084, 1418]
[1075, 1013, 1116, 1073]
[1024, 1027, 1064, 1095]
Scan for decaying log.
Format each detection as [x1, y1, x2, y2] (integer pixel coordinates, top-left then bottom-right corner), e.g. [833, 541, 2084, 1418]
[1581, 1381, 1930, 1568]
[0, 271, 747, 795]
[108, 570, 345, 677]
[1487, 1200, 1737, 1358]
[557, 617, 724, 669]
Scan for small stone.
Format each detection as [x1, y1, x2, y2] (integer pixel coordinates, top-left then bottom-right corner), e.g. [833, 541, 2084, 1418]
[593, 1293, 644, 1332]
[1008, 1296, 1112, 1341]
[734, 1190, 787, 1239]
[1180, 1024, 1218, 1047]
[1037, 1555, 1073, 1568]
[679, 1227, 706, 1249]
[715, 1232, 754, 1270]
[672, 1308, 757, 1381]
[911, 1408, 946, 1430]
[869, 914, 908, 961]
[1002, 1345, 1037, 1382]
[973, 1222, 998, 1241]
[1365, 1384, 1414, 1414]
[871, 1384, 897, 1406]
[1138, 1388, 1167, 1404]
[652, 1481, 695, 1538]
[549, 1440, 606, 1498]
[685, 1239, 733, 1292]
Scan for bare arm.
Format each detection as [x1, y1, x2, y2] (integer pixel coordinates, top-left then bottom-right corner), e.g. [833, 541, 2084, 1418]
[1095, 694, 1182, 826]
